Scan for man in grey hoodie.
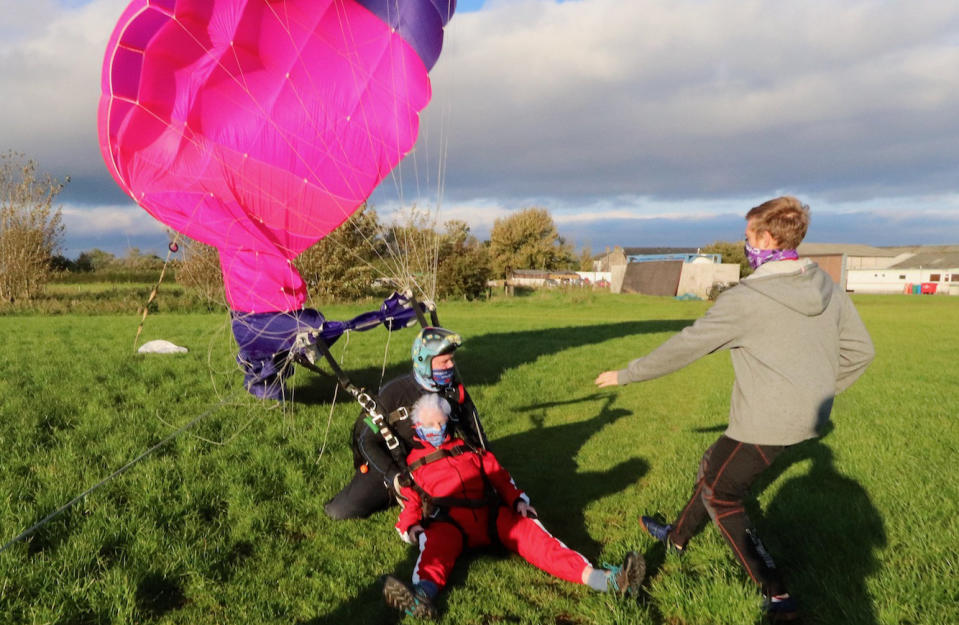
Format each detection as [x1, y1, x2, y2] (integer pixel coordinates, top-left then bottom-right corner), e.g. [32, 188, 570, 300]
[595, 196, 875, 622]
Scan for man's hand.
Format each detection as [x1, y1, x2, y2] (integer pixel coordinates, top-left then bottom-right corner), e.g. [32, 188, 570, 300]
[392, 472, 411, 494]
[594, 371, 619, 388]
[516, 500, 538, 519]
[408, 524, 425, 542]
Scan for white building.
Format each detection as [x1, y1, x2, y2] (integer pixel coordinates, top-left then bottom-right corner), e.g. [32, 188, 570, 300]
[846, 250, 959, 295]
[797, 243, 959, 295]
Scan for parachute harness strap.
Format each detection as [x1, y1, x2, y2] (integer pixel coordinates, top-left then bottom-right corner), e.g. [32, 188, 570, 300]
[404, 291, 437, 329]
[408, 445, 502, 543]
[356, 391, 400, 451]
[291, 331, 406, 457]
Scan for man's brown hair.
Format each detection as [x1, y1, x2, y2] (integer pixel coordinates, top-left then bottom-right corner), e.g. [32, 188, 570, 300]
[746, 196, 810, 249]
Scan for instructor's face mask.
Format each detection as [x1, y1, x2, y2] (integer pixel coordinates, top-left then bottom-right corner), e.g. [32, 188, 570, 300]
[431, 367, 455, 388]
[415, 423, 447, 448]
[744, 239, 799, 269]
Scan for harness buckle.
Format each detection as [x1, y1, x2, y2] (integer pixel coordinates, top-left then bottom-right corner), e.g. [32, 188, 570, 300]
[383, 430, 400, 450]
[291, 330, 320, 364]
[389, 406, 409, 424]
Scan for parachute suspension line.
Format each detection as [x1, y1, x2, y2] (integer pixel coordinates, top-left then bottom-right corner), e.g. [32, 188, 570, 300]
[133, 231, 182, 352]
[0, 387, 244, 555]
[322, 0, 446, 305]
[430, 101, 453, 301]
[272, 2, 452, 306]
[379, 322, 393, 390]
[315, 2, 423, 288]
[207, 315, 247, 403]
[314, 378, 340, 466]
[314, 329, 352, 465]
[153, 405, 257, 448]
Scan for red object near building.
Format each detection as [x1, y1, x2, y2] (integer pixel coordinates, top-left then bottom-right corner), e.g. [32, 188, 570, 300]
[921, 282, 938, 294]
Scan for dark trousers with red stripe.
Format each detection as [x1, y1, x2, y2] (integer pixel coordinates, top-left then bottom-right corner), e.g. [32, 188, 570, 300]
[670, 435, 787, 596]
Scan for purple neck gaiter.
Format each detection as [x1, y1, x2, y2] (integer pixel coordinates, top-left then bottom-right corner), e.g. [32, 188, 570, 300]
[744, 241, 799, 269]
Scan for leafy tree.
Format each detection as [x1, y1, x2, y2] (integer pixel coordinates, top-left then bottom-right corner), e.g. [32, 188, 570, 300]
[435, 220, 490, 300]
[382, 206, 439, 296]
[578, 245, 594, 271]
[701, 240, 752, 278]
[0, 152, 66, 302]
[118, 247, 164, 271]
[49, 254, 76, 273]
[75, 248, 116, 272]
[175, 237, 224, 305]
[488, 207, 575, 278]
[381, 211, 491, 301]
[295, 204, 386, 302]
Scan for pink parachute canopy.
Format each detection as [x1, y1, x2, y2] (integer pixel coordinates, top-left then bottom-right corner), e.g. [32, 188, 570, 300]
[98, 0, 453, 313]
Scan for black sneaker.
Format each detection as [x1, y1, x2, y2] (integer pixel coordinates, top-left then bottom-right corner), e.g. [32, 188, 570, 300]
[382, 575, 437, 619]
[605, 551, 646, 597]
[762, 593, 800, 622]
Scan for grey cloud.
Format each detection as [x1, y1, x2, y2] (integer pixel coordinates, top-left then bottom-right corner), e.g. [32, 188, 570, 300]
[424, 0, 959, 203]
[2, 0, 957, 256]
[554, 210, 959, 252]
[0, 1, 124, 185]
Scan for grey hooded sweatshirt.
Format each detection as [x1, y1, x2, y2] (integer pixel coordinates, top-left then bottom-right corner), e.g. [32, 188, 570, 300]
[616, 259, 875, 445]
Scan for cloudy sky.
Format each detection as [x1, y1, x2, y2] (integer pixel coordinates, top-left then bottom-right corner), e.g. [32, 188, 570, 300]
[2, 0, 958, 257]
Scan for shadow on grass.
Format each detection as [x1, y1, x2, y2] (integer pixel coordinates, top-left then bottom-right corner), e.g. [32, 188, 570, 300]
[494, 393, 649, 560]
[754, 437, 885, 625]
[292, 319, 694, 405]
[298, 568, 415, 625]
[639, 421, 883, 624]
[690, 424, 727, 434]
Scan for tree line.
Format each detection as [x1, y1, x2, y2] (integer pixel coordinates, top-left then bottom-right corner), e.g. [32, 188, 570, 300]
[1, 153, 587, 306]
[177, 204, 586, 304]
[2, 152, 752, 307]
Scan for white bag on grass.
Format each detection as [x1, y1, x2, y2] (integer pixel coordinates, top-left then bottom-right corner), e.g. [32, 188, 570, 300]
[137, 340, 188, 354]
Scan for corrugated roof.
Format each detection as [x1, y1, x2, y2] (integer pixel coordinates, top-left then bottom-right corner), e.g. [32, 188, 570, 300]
[511, 269, 580, 277]
[888, 252, 959, 269]
[880, 244, 959, 254]
[620, 260, 684, 296]
[622, 247, 697, 255]
[797, 242, 895, 257]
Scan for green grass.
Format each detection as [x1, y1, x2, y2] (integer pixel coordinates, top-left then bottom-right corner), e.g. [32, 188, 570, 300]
[1, 281, 219, 315]
[0, 291, 956, 624]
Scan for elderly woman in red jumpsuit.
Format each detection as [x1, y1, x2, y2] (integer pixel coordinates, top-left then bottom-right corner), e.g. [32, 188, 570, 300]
[382, 393, 644, 619]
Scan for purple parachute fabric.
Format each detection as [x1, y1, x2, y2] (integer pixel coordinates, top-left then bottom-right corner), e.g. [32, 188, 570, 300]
[357, 0, 457, 70]
[232, 293, 421, 399]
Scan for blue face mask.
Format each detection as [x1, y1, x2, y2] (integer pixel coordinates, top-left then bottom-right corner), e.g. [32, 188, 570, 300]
[415, 423, 447, 448]
[431, 367, 455, 388]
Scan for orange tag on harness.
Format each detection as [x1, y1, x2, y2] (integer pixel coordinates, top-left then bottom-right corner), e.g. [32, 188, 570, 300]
[360, 463, 369, 474]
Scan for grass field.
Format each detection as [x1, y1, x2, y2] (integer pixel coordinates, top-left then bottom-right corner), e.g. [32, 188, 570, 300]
[0, 290, 956, 624]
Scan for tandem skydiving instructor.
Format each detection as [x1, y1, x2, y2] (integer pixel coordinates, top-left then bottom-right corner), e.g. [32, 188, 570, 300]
[324, 327, 489, 520]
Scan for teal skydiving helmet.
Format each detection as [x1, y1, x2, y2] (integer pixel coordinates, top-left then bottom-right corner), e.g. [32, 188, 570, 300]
[412, 327, 462, 389]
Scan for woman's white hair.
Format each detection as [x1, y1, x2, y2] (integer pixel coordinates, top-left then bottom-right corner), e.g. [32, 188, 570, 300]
[411, 393, 451, 424]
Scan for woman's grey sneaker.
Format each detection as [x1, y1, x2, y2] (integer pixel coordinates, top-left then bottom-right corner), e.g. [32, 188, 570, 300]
[606, 551, 646, 597]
